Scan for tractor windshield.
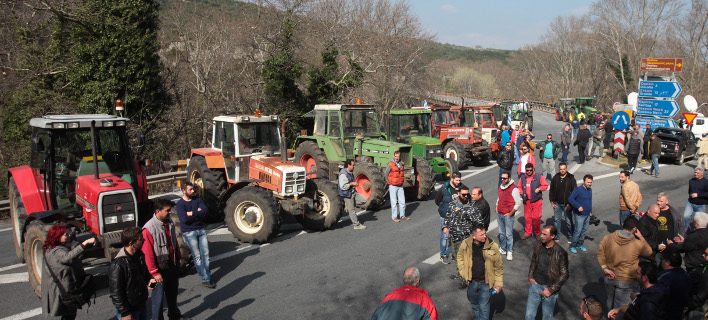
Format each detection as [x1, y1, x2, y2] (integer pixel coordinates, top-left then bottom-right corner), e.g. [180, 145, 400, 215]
[576, 99, 594, 107]
[432, 110, 456, 125]
[342, 109, 380, 136]
[462, 110, 476, 127]
[53, 128, 134, 176]
[238, 122, 281, 154]
[394, 114, 431, 137]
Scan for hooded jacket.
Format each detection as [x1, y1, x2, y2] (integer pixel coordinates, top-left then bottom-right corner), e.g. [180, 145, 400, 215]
[596, 230, 653, 282]
[371, 285, 438, 320]
[109, 248, 150, 317]
[496, 179, 522, 215]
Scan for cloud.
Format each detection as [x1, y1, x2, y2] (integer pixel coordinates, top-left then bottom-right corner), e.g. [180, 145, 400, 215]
[440, 4, 459, 15]
[568, 5, 590, 17]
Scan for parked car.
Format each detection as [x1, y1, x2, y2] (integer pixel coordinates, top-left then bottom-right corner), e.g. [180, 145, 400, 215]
[654, 127, 698, 164]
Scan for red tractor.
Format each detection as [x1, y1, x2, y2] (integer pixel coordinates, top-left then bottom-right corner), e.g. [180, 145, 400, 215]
[8, 114, 156, 296]
[187, 112, 342, 243]
[429, 105, 491, 168]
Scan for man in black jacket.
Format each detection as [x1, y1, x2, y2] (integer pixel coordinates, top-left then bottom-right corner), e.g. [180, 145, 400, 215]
[686, 246, 708, 317]
[110, 227, 156, 320]
[638, 204, 663, 262]
[669, 211, 708, 272]
[608, 261, 664, 320]
[525, 225, 569, 319]
[549, 163, 577, 241]
[497, 142, 514, 186]
[471, 187, 491, 230]
[643, 124, 653, 161]
[574, 124, 592, 164]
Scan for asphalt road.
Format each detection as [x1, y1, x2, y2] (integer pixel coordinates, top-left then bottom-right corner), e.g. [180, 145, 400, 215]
[0, 111, 699, 320]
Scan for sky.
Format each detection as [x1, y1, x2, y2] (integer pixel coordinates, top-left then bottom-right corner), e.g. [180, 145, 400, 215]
[410, 1, 595, 50]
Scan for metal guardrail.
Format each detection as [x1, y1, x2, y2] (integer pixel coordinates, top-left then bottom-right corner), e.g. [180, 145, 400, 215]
[427, 93, 557, 114]
[0, 171, 187, 213]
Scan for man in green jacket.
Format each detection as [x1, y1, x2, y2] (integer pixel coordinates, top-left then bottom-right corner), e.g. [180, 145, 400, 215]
[457, 226, 503, 320]
[537, 134, 562, 180]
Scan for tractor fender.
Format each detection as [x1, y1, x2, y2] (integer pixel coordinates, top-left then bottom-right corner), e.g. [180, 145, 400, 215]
[8, 166, 48, 214]
[220, 181, 252, 208]
[18, 210, 67, 244]
[190, 148, 225, 169]
[294, 136, 343, 161]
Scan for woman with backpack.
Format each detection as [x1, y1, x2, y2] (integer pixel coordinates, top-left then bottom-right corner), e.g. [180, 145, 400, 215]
[42, 225, 95, 320]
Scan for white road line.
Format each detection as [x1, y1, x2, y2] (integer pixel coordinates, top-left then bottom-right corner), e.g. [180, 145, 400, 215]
[569, 163, 581, 174]
[462, 164, 498, 180]
[210, 244, 261, 263]
[0, 264, 23, 273]
[0, 308, 41, 320]
[0, 228, 12, 233]
[0, 273, 27, 284]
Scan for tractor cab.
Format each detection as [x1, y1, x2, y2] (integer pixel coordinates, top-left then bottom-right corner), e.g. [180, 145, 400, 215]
[499, 101, 533, 131]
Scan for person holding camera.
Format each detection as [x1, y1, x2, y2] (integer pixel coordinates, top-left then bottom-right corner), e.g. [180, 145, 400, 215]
[568, 174, 593, 254]
[110, 227, 156, 320]
[142, 199, 190, 320]
[41, 225, 96, 320]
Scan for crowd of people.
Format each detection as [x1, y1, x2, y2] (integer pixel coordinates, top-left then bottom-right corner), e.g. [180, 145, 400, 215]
[371, 121, 708, 319]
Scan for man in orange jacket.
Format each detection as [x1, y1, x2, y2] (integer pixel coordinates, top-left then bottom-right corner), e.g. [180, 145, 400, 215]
[384, 151, 407, 222]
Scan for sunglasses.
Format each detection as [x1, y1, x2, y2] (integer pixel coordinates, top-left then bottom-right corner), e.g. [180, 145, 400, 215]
[501, 177, 509, 180]
[460, 193, 469, 197]
[526, 169, 534, 172]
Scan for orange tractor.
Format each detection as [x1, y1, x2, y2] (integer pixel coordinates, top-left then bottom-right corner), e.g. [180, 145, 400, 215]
[429, 105, 491, 168]
[187, 112, 342, 243]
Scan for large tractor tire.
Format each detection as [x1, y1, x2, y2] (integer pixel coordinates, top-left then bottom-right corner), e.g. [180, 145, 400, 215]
[555, 110, 561, 121]
[187, 156, 227, 223]
[9, 178, 26, 263]
[442, 157, 459, 180]
[294, 141, 329, 179]
[101, 231, 122, 261]
[24, 221, 51, 297]
[169, 214, 194, 272]
[296, 179, 343, 230]
[224, 186, 281, 243]
[353, 162, 387, 210]
[563, 111, 568, 122]
[443, 141, 467, 169]
[405, 156, 435, 201]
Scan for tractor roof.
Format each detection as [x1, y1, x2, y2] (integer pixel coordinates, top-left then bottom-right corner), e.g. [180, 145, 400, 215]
[390, 109, 431, 115]
[576, 97, 594, 100]
[560, 98, 574, 101]
[213, 115, 279, 123]
[30, 114, 129, 129]
[313, 104, 376, 111]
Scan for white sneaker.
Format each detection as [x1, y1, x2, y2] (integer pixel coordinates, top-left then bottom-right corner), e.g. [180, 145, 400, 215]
[499, 248, 507, 255]
[507, 252, 513, 261]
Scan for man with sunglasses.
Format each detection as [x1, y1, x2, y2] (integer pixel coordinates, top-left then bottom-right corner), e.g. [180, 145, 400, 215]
[443, 186, 484, 288]
[496, 172, 522, 261]
[537, 134, 561, 180]
[580, 295, 603, 320]
[518, 163, 548, 240]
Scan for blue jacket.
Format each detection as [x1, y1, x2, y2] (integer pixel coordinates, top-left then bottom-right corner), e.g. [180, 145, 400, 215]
[435, 181, 461, 218]
[568, 185, 592, 215]
[176, 197, 208, 232]
[501, 130, 510, 147]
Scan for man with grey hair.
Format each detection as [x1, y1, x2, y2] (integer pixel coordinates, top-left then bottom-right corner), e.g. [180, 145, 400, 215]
[669, 211, 708, 272]
[371, 267, 438, 320]
[684, 166, 708, 232]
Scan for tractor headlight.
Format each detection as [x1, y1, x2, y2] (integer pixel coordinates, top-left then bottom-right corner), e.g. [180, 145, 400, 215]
[115, 121, 126, 126]
[436, 149, 441, 153]
[103, 121, 114, 127]
[105, 216, 118, 224]
[122, 214, 135, 222]
[297, 185, 304, 192]
[428, 149, 435, 154]
[67, 122, 79, 129]
[52, 123, 65, 129]
[285, 186, 293, 193]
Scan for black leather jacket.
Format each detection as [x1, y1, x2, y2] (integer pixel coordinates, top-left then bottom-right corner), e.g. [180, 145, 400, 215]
[497, 148, 514, 170]
[528, 243, 569, 295]
[109, 248, 150, 316]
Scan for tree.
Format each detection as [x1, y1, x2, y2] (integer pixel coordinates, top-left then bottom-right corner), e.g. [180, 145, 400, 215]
[305, 43, 363, 105]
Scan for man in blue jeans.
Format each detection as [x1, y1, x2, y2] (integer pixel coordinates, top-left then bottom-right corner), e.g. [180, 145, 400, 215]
[176, 182, 215, 288]
[434, 172, 463, 263]
[496, 172, 522, 261]
[648, 134, 662, 177]
[548, 163, 576, 242]
[568, 175, 593, 254]
[684, 167, 708, 231]
[525, 225, 569, 320]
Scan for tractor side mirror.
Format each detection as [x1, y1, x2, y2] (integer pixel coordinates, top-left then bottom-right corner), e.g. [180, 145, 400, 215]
[32, 136, 45, 152]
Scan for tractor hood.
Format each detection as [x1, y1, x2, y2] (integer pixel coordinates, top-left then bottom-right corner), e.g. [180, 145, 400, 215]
[409, 136, 442, 146]
[250, 155, 306, 197]
[360, 139, 410, 151]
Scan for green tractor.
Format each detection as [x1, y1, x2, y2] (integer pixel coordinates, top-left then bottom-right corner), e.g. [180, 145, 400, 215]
[293, 104, 435, 208]
[383, 109, 459, 180]
[555, 98, 575, 121]
[499, 101, 533, 131]
[574, 97, 598, 120]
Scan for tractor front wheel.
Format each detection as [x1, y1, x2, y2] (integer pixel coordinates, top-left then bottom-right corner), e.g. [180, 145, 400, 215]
[442, 157, 459, 180]
[563, 111, 568, 122]
[225, 187, 281, 243]
[444, 141, 466, 169]
[294, 141, 330, 179]
[297, 179, 343, 230]
[353, 162, 387, 210]
[187, 156, 227, 223]
[24, 221, 51, 297]
[9, 178, 26, 263]
[405, 156, 435, 201]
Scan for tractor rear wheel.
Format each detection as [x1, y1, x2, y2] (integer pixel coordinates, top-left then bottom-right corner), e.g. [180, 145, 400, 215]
[563, 111, 568, 122]
[225, 186, 281, 243]
[187, 156, 227, 223]
[9, 178, 26, 262]
[527, 116, 534, 131]
[442, 157, 459, 180]
[294, 141, 329, 179]
[170, 214, 194, 272]
[353, 162, 387, 210]
[405, 156, 435, 201]
[444, 141, 466, 169]
[555, 110, 560, 121]
[24, 221, 51, 297]
[296, 179, 343, 230]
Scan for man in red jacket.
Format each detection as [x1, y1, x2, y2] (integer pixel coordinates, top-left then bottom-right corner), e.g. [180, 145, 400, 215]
[371, 267, 438, 320]
[519, 163, 549, 240]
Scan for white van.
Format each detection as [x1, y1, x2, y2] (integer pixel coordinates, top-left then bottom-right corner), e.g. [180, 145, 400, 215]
[691, 114, 708, 137]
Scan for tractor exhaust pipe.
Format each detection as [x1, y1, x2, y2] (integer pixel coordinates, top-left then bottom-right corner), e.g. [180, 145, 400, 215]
[280, 118, 289, 161]
[90, 120, 99, 180]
